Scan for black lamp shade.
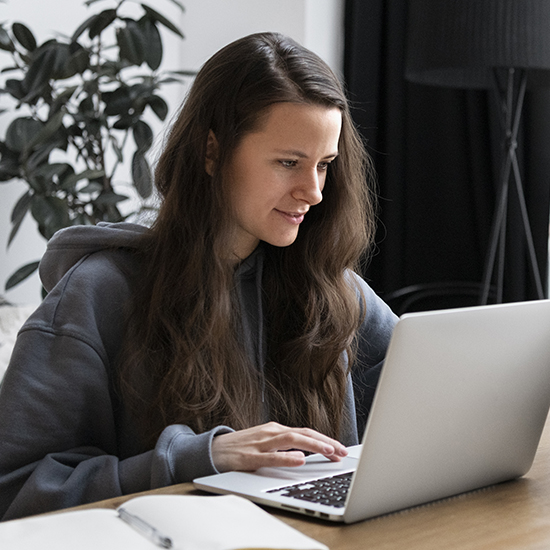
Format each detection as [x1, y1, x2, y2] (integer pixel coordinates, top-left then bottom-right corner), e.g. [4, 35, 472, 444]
[406, 0, 550, 88]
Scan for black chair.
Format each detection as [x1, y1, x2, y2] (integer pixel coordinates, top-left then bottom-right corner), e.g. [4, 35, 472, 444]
[381, 281, 497, 316]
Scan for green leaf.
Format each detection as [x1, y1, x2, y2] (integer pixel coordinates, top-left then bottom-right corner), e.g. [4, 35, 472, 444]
[93, 190, 129, 206]
[88, 9, 117, 39]
[141, 5, 184, 38]
[0, 26, 15, 52]
[78, 95, 94, 114]
[5, 117, 44, 153]
[133, 120, 153, 152]
[116, 22, 145, 66]
[50, 43, 73, 79]
[139, 17, 162, 71]
[167, 69, 197, 77]
[132, 149, 152, 198]
[7, 215, 25, 247]
[79, 181, 103, 194]
[1, 65, 20, 74]
[27, 142, 60, 173]
[5, 261, 40, 291]
[50, 85, 78, 115]
[0, 144, 21, 180]
[30, 194, 51, 224]
[158, 76, 184, 85]
[21, 47, 57, 102]
[0, 157, 19, 181]
[12, 22, 37, 52]
[5, 79, 26, 100]
[31, 194, 70, 239]
[110, 136, 123, 163]
[167, 0, 185, 11]
[34, 162, 73, 184]
[129, 82, 154, 101]
[66, 124, 83, 139]
[95, 60, 124, 79]
[98, 203, 124, 223]
[72, 211, 94, 225]
[113, 115, 134, 130]
[25, 110, 65, 152]
[61, 169, 105, 190]
[148, 95, 168, 120]
[68, 42, 90, 74]
[82, 78, 99, 96]
[8, 190, 32, 246]
[57, 165, 77, 191]
[71, 14, 97, 42]
[10, 190, 32, 224]
[103, 86, 132, 117]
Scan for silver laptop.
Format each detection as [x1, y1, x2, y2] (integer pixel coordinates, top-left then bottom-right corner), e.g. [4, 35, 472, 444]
[194, 299, 550, 523]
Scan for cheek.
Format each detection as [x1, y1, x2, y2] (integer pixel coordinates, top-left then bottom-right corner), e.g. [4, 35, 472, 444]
[320, 173, 328, 192]
[226, 159, 253, 206]
[227, 174, 265, 223]
[231, 164, 274, 205]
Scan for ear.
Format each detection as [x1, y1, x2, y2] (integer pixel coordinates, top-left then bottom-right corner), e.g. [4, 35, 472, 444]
[205, 130, 219, 176]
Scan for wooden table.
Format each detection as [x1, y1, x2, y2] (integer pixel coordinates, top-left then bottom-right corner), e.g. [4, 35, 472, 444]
[73, 416, 550, 550]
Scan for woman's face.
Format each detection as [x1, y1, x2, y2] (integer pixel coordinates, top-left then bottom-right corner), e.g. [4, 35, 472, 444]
[225, 102, 342, 260]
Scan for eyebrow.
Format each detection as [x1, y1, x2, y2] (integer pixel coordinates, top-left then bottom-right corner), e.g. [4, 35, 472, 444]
[274, 149, 339, 160]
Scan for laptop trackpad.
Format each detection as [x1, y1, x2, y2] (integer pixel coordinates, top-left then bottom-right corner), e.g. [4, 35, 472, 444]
[254, 452, 359, 483]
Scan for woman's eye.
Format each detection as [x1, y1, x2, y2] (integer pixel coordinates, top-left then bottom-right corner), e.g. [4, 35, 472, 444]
[281, 160, 297, 168]
[317, 161, 330, 171]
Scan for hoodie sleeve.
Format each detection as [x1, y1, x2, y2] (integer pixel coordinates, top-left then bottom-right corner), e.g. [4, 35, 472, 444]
[0, 246, 232, 521]
[349, 274, 399, 435]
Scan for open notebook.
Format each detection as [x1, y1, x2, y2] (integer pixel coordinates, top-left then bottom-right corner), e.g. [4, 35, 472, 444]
[0, 494, 327, 550]
[195, 299, 550, 523]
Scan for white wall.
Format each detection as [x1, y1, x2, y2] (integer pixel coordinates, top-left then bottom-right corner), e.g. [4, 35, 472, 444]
[179, 0, 344, 74]
[0, 0, 344, 305]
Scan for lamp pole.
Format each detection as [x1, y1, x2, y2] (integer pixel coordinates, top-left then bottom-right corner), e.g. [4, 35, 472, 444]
[480, 68, 545, 303]
[405, 0, 550, 303]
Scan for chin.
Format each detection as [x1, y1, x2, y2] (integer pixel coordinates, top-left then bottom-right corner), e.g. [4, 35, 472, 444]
[265, 239, 298, 249]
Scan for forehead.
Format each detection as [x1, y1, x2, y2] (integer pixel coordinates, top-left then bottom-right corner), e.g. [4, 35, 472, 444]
[241, 102, 342, 152]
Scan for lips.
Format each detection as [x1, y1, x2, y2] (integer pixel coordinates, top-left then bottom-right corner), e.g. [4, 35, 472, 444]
[275, 209, 307, 225]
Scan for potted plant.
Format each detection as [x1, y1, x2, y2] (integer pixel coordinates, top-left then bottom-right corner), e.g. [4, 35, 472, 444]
[0, 0, 189, 291]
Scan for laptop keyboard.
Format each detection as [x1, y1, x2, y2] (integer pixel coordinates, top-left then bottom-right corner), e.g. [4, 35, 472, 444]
[265, 471, 353, 508]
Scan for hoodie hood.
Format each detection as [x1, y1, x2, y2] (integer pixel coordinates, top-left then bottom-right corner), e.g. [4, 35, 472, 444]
[39, 222, 148, 292]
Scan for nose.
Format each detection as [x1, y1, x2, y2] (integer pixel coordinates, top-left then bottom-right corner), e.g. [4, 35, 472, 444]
[292, 169, 324, 206]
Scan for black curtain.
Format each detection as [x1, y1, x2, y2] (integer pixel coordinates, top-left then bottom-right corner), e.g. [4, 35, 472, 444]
[344, 0, 550, 313]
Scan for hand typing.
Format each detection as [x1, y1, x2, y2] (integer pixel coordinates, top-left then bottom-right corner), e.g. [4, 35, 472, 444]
[211, 421, 348, 473]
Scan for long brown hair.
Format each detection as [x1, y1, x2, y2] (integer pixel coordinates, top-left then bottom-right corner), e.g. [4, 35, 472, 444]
[118, 32, 377, 445]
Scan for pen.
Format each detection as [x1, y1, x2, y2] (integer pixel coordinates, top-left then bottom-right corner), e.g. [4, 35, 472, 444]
[117, 507, 173, 549]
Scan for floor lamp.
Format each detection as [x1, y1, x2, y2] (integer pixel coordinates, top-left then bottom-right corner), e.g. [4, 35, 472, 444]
[405, 0, 550, 304]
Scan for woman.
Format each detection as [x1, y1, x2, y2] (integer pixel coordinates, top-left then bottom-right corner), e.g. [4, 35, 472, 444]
[0, 32, 397, 520]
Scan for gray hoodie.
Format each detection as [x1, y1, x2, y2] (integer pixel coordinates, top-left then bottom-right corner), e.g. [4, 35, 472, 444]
[0, 223, 397, 520]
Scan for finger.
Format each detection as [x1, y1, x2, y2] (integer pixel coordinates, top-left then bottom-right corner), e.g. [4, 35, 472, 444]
[290, 428, 349, 457]
[247, 422, 347, 455]
[256, 423, 348, 457]
[240, 450, 307, 471]
[260, 432, 347, 460]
